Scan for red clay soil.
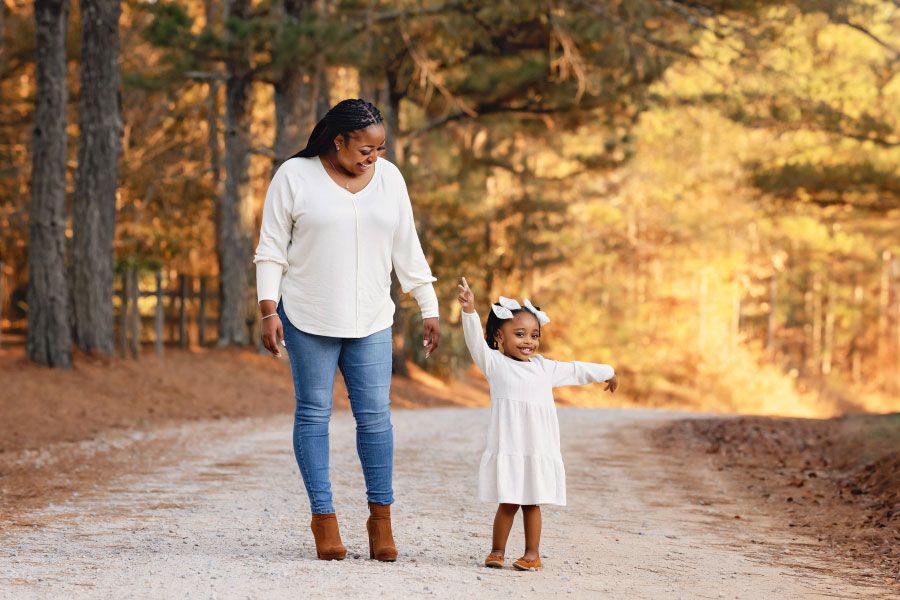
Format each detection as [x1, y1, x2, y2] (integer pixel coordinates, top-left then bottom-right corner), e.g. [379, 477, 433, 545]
[1, 347, 295, 452]
[0, 345, 487, 453]
[655, 415, 900, 584]
[0, 344, 488, 520]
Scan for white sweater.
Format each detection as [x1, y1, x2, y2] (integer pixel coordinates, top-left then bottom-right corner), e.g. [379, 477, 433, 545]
[253, 156, 439, 338]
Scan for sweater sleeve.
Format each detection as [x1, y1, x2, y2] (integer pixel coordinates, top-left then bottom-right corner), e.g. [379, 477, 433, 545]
[253, 161, 296, 302]
[542, 359, 614, 388]
[411, 284, 439, 319]
[256, 262, 284, 303]
[391, 169, 438, 316]
[461, 310, 495, 378]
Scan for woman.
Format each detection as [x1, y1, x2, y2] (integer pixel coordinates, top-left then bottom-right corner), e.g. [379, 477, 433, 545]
[254, 99, 440, 562]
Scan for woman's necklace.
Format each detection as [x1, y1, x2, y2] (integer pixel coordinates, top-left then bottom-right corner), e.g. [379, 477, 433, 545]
[326, 156, 351, 190]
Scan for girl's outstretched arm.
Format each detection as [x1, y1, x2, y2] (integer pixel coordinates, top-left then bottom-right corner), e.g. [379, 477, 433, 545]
[543, 359, 616, 390]
[458, 277, 495, 377]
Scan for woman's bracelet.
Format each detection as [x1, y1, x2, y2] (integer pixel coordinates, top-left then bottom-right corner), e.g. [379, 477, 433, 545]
[261, 313, 278, 320]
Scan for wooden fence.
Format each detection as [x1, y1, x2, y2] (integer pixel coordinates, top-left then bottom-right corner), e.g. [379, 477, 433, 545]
[116, 269, 219, 358]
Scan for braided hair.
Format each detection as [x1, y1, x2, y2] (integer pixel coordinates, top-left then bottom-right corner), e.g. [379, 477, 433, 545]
[292, 99, 384, 159]
[484, 302, 543, 350]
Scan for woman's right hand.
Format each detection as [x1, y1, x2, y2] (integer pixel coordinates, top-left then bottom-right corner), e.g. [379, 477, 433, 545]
[259, 300, 285, 357]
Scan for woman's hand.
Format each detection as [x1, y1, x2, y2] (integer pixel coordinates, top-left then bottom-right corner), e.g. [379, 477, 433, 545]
[457, 276, 475, 314]
[259, 300, 285, 358]
[423, 317, 440, 359]
[604, 375, 619, 393]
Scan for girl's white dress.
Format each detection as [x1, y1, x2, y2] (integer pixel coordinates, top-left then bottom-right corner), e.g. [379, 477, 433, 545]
[462, 310, 615, 506]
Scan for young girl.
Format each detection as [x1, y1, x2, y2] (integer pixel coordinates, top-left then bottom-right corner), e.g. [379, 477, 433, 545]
[457, 277, 618, 571]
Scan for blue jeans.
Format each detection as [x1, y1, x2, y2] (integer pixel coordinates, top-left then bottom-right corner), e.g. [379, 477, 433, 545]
[278, 302, 394, 514]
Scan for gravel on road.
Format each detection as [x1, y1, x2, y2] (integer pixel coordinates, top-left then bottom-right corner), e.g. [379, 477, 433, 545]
[1, 408, 891, 599]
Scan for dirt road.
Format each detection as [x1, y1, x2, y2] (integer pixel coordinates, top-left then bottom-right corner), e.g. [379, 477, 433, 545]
[1, 408, 893, 599]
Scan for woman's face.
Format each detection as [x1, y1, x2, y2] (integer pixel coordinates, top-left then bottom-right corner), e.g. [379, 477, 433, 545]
[335, 124, 386, 177]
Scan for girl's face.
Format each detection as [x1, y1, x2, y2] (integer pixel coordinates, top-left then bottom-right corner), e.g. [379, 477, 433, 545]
[494, 311, 541, 361]
[335, 124, 386, 176]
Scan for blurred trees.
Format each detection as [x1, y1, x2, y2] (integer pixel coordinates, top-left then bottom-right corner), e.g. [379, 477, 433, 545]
[561, 0, 900, 412]
[3, 0, 899, 414]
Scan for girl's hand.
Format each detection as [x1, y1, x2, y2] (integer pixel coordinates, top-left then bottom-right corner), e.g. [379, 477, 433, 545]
[604, 375, 618, 393]
[259, 300, 285, 358]
[423, 317, 440, 359]
[457, 276, 475, 314]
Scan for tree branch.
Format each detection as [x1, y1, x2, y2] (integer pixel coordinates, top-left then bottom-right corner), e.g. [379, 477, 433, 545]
[658, 92, 900, 148]
[570, 0, 697, 59]
[475, 157, 567, 182]
[400, 28, 478, 118]
[831, 15, 900, 59]
[371, 1, 466, 23]
[657, 0, 724, 39]
[184, 71, 228, 81]
[347, 1, 467, 33]
[403, 100, 595, 142]
[249, 147, 275, 157]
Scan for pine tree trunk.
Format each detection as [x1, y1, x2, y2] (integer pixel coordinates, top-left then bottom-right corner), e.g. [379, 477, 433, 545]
[313, 51, 330, 117]
[803, 275, 813, 369]
[877, 250, 890, 374]
[383, 81, 409, 376]
[27, 0, 72, 369]
[766, 271, 777, 360]
[600, 261, 611, 309]
[272, 0, 314, 174]
[697, 269, 708, 351]
[822, 277, 836, 376]
[730, 288, 741, 356]
[812, 272, 822, 373]
[71, 0, 122, 355]
[0, 260, 4, 350]
[203, 0, 223, 285]
[218, 0, 255, 346]
[851, 279, 863, 383]
[895, 258, 900, 388]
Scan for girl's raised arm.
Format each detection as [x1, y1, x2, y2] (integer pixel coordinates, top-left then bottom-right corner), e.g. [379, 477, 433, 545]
[459, 277, 495, 377]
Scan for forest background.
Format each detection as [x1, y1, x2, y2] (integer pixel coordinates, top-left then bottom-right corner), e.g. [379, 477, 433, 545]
[2, 0, 900, 418]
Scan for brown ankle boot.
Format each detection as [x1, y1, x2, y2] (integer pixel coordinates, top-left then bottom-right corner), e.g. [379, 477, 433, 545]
[310, 513, 347, 560]
[366, 502, 398, 562]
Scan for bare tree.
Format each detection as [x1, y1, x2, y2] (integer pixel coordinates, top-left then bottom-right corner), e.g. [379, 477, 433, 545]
[71, 0, 122, 355]
[27, 0, 72, 368]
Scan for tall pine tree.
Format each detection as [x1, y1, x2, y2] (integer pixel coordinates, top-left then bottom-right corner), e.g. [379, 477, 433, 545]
[27, 0, 72, 368]
[72, 0, 122, 355]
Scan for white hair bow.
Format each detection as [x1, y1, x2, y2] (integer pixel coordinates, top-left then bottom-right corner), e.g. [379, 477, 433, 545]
[523, 298, 550, 326]
[490, 296, 550, 326]
[490, 296, 521, 320]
